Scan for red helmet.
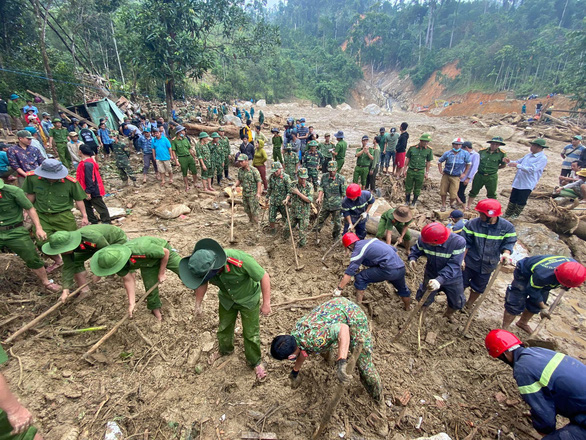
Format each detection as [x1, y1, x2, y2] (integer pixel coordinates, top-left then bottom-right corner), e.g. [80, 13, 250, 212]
[346, 184, 361, 199]
[475, 199, 502, 217]
[342, 232, 360, 248]
[485, 329, 522, 358]
[554, 261, 586, 288]
[420, 222, 450, 245]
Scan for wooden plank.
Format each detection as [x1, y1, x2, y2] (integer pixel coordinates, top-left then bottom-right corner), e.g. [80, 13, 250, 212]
[240, 433, 278, 440]
[27, 89, 98, 129]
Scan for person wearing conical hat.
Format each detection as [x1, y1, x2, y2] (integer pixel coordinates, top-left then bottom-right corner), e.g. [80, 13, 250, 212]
[283, 167, 313, 248]
[179, 238, 271, 381]
[267, 161, 292, 235]
[42, 225, 127, 302]
[90, 236, 181, 321]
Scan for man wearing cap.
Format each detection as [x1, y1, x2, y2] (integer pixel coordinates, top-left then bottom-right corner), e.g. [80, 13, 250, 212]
[0, 177, 60, 292]
[381, 127, 398, 176]
[503, 139, 548, 219]
[171, 126, 198, 192]
[270, 128, 283, 163]
[318, 133, 334, 173]
[465, 137, 507, 211]
[342, 184, 374, 240]
[560, 136, 585, 185]
[283, 167, 313, 247]
[296, 118, 309, 154]
[49, 118, 71, 168]
[40, 112, 53, 139]
[25, 127, 48, 160]
[302, 140, 323, 190]
[270, 297, 382, 399]
[218, 127, 232, 181]
[315, 160, 346, 242]
[332, 131, 347, 172]
[554, 168, 586, 200]
[402, 133, 433, 206]
[7, 130, 45, 186]
[67, 131, 83, 169]
[461, 199, 516, 310]
[337, 232, 411, 308]
[438, 138, 471, 212]
[152, 128, 173, 186]
[110, 135, 138, 187]
[283, 143, 298, 179]
[267, 162, 292, 235]
[354, 136, 374, 188]
[91, 236, 182, 321]
[502, 256, 586, 334]
[0, 96, 13, 137]
[7, 94, 24, 131]
[179, 238, 271, 380]
[408, 222, 466, 321]
[210, 132, 225, 185]
[235, 153, 262, 224]
[42, 225, 127, 301]
[447, 209, 466, 235]
[78, 121, 99, 156]
[376, 206, 414, 249]
[77, 145, 110, 224]
[457, 141, 479, 206]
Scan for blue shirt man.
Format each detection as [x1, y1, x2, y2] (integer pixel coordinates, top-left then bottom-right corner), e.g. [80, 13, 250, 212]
[152, 134, 172, 161]
[138, 133, 154, 154]
[438, 148, 471, 176]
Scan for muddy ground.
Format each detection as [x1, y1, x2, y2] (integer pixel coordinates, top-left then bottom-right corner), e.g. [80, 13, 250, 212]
[1, 102, 585, 440]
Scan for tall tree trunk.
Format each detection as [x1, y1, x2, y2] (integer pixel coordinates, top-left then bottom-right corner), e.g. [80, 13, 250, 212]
[33, 0, 58, 114]
[558, 0, 569, 28]
[111, 19, 125, 85]
[448, 0, 460, 49]
[165, 78, 174, 120]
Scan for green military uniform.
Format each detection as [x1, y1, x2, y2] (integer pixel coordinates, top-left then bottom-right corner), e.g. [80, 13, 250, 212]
[272, 135, 283, 163]
[302, 149, 323, 189]
[353, 147, 374, 187]
[44, 225, 127, 290]
[209, 141, 225, 180]
[22, 174, 86, 247]
[196, 142, 213, 179]
[0, 182, 44, 270]
[7, 99, 24, 131]
[334, 140, 347, 172]
[172, 137, 197, 177]
[49, 126, 71, 168]
[208, 249, 265, 366]
[404, 144, 433, 197]
[219, 135, 231, 177]
[267, 169, 292, 225]
[237, 166, 262, 218]
[116, 237, 181, 311]
[283, 149, 298, 178]
[111, 142, 137, 182]
[316, 169, 346, 239]
[285, 173, 313, 247]
[376, 208, 412, 246]
[468, 147, 507, 199]
[0, 344, 38, 440]
[319, 142, 334, 169]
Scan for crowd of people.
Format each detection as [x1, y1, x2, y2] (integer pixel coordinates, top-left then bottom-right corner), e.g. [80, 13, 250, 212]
[1, 95, 586, 440]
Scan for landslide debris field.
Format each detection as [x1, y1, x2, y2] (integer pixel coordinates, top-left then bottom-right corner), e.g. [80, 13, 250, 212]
[1, 102, 585, 440]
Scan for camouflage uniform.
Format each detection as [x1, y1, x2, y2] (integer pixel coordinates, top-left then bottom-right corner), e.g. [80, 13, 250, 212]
[238, 165, 262, 218]
[210, 141, 225, 180]
[283, 149, 298, 179]
[285, 169, 314, 247]
[316, 167, 346, 239]
[111, 141, 137, 182]
[219, 135, 231, 177]
[196, 141, 213, 179]
[267, 168, 292, 224]
[302, 148, 323, 189]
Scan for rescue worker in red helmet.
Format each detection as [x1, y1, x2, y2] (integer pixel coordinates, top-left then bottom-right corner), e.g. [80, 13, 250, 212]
[341, 183, 374, 240]
[503, 256, 586, 333]
[462, 199, 517, 309]
[485, 329, 586, 439]
[335, 232, 411, 307]
[408, 222, 466, 321]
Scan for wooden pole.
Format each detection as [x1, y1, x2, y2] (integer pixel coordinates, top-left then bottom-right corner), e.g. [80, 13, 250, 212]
[284, 205, 304, 271]
[391, 287, 433, 343]
[529, 289, 566, 339]
[462, 262, 503, 335]
[26, 90, 98, 129]
[4, 281, 93, 344]
[312, 342, 363, 439]
[273, 294, 332, 308]
[82, 282, 160, 359]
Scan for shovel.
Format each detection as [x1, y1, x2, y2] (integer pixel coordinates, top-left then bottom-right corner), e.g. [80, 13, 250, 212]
[229, 190, 237, 243]
[321, 217, 364, 262]
[284, 204, 304, 271]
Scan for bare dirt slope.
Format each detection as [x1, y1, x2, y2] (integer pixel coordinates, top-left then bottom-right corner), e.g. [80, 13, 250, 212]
[1, 102, 584, 440]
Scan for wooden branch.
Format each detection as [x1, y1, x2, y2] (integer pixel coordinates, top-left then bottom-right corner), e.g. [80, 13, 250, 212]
[272, 294, 332, 308]
[392, 287, 433, 343]
[27, 90, 98, 129]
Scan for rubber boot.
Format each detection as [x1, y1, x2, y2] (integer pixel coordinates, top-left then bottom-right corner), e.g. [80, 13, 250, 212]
[405, 193, 411, 204]
[410, 195, 419, 207]
[504, 202, 517, 218]
[511, 204, 525, 219]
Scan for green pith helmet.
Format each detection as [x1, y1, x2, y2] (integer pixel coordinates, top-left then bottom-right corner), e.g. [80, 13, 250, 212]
[487, 136, 506, 145]
[211, 132, 220, 138]
[297, 167, 308, 178]
[530, 138, 548, 148]
[271, 162, 282, 171]
[90, 245, 132, 277]
[419, 133, 432, 142]
[52, 118, 62, 123]
[41, 230, 82, 255]
[327, 160, 337, 171]
[199, 132, 209, 139]
[179, 239, 227, 289]
[308, 140, 319, 147]
[236, 153, 248, 161]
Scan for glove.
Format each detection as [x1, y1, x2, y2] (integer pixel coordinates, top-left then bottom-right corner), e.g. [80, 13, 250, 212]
[289, 369, 302, 389]
[333, 288, 342, 297]
[336, 358, 352, 384]
[359, 212, 368, 221]
[500, 253, 513, 265]
[409, 260, 417, 271]
[428, 279, 441, 291]
[540, 309, 552, 320]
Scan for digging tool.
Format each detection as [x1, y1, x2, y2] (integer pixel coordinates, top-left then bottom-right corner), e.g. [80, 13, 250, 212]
[273, 293, 332, 308]
[82, 282, 159, 359]
[284, 204, 304, 271]
[391, 286, 434, 343]
[462, 262, 503, 335]
[312, 342, 363, 439]
[528, 289, 566, 339]
[321, 218, 364, 262]
[4, 280, 93, 344]
[229, 190, 237, 243]
[313, 201, 323, 245]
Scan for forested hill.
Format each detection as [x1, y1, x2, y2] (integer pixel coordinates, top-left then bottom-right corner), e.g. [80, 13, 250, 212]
[1, 0, 584, 110]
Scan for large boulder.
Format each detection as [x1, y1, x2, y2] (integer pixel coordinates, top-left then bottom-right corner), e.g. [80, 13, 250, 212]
[256, 99, 267, 107]
[515, 222, 571, 257]
[363, 103, 382, 116]
[223, 114, 243, 127]
[487, 125, 515, 141]
[337, 103, 352, 111]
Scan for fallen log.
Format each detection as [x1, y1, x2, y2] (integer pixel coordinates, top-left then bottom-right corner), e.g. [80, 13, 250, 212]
[183, 123, 240, 139]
